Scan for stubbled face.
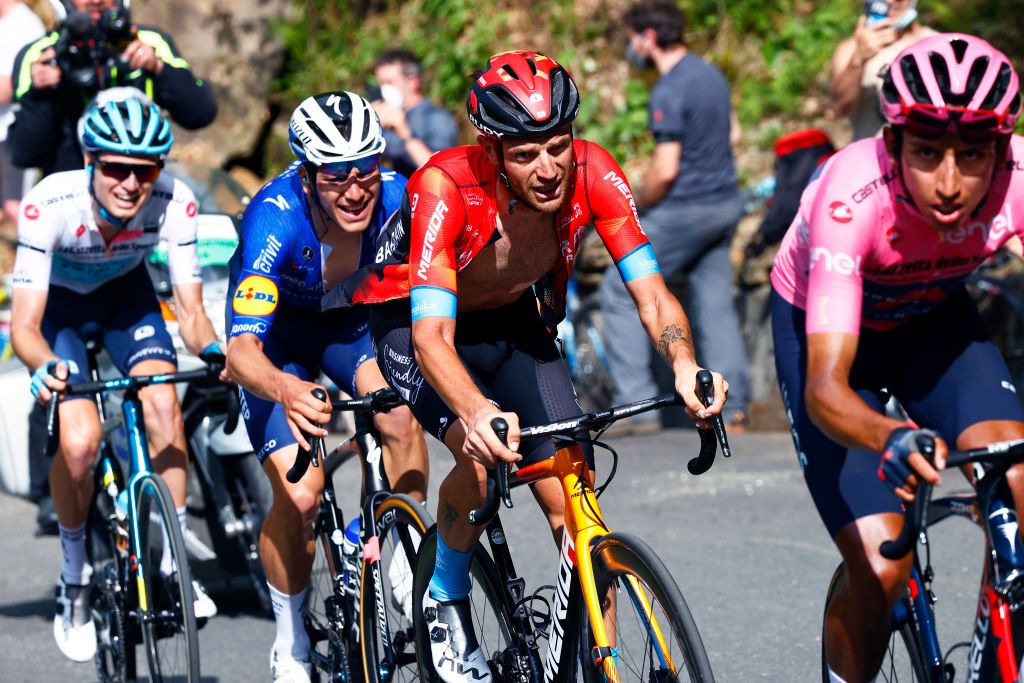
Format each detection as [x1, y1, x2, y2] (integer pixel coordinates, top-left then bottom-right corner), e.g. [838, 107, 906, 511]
[306, 167, 381, 234]
[488, 130, 574, 214]
[90, 152, 161, 224]
[891, 128, 1000, 232]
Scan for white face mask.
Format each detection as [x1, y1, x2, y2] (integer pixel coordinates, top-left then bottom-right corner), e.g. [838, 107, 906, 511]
[380, 83, 404, 110]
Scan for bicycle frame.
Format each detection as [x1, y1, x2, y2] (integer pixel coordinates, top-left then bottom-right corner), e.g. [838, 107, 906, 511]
[895, 468, 1024, 682]
[483, 440, 677, 682]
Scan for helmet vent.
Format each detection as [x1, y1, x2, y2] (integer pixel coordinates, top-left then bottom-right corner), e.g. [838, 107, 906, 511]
[979, 61, 1011, 111]
[950, 38, 969, 63]
[304, 117, 334, 146]
[955, 56, 991, 107]
[899, 57, 930, 106]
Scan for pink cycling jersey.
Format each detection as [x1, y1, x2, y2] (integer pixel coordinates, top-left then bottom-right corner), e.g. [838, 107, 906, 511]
[771, 136, 1024, 335]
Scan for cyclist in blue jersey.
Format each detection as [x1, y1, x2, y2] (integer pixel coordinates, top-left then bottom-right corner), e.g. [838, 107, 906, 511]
[10, 96, 223, 662]
[225, 91, 428, 682]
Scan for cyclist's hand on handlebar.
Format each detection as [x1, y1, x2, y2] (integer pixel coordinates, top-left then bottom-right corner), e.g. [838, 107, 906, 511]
[674, 364, 728, 429]
[281, 376, 331, 450]
[464, 407, 521, 468]
[30, 360, 70, 405]
[200, 341, 230, 382]
[878, 427, 948, 503]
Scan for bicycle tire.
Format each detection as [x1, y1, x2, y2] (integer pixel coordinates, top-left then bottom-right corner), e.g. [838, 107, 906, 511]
[581, 531, 715, 683]
[821, 563, 928, 683]
[135, 474, 201, 683]
[413, 526, 520, 682]
[87, 458, 129, 683]
[228, 453, 273, 613]
[360, 494, 433, 683]
[571, 296, 614, 414]
[304, 506, 363, 683]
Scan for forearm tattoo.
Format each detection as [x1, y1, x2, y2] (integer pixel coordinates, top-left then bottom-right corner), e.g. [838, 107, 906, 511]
[441, 501, 459, 533]
[657, 323, 693, 360]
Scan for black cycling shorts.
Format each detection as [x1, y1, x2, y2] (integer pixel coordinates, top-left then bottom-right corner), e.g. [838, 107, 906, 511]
[371, 292, 592, 466]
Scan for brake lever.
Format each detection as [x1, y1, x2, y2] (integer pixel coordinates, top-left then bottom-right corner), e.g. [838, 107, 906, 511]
[44, 363, 65, 458]
[285, 388, 329, 484]
[697, 369, 731, 458]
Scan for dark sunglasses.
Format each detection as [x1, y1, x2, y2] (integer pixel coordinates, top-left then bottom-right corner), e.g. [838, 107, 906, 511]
[902, 103, 1004, 144]
[96, 159, 163, 184]
[318, 154, 381, 181]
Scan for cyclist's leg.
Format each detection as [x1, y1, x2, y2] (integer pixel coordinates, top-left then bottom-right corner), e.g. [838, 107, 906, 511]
[773, 289, 909, 682]
[320, 309, 428, 501]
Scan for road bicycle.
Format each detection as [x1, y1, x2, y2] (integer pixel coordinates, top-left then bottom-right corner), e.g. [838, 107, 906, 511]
[288, 387, 433, 683]
[413, 370, 730, 682]
[821, 437, 1024, 682]
[46, 356, 223, 682]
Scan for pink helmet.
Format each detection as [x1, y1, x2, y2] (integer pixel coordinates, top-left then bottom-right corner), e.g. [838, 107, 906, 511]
[881, 33, 1021, 136]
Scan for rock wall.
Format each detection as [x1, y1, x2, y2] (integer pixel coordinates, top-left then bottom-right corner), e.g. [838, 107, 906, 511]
[133, 0, 290, 168]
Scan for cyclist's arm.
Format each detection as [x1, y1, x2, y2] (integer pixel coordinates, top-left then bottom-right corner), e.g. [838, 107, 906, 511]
[10, 288, 57, 373]
[9, 182, 60, 371]
[171, 282, 219, 356]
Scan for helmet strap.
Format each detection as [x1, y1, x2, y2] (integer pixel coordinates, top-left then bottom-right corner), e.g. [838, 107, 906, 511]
[302, 163, 332, 242]
[86, 164, 129, 230]
[494, 143, 522, 214]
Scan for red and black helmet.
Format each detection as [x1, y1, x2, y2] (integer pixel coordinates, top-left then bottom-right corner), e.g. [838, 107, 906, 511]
[467, 50, 580, 139]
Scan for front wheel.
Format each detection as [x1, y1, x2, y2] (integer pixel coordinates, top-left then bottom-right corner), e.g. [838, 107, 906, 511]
[821, 563, 927, 683]
[359, 494, 432, 683]
[582, 532, 715, 682]
[135, 474, 201, 682]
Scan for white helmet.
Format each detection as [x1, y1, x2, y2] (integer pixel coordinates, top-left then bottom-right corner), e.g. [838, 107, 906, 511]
[288, 91, 386, 165]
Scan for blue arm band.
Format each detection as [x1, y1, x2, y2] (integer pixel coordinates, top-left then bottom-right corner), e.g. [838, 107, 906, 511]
[411, 286, 457, 321]
[616, 243, 662, 283]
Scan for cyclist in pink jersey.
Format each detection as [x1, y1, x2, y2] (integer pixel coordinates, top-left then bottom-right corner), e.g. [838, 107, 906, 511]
[772, 33, 1024, 683]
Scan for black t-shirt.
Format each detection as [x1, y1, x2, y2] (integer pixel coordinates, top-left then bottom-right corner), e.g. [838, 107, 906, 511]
[648, 52, 738, 204]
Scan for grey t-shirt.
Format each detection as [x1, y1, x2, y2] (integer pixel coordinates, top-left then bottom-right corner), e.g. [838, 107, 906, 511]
[381, 99, 459, 178]
[649, 52, 738, 204]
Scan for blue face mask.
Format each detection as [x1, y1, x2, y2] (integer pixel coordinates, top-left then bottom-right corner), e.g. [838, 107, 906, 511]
[625, 43, 652, 71]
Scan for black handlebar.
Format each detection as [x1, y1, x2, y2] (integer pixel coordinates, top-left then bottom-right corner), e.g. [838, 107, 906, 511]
[285, 387, 405, 484]
[468, 418, 515, 525]
[469, 370, 730, 526]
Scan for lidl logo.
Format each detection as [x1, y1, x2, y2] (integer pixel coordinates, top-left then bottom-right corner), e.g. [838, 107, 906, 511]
[232, 275, 279, 316]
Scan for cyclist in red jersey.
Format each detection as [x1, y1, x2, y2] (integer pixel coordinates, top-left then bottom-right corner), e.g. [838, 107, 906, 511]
[771, 34, 1024, 683]
[326, 50, 729, 681]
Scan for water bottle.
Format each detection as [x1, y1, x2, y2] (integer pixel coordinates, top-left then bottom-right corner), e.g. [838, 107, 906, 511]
[864, 0, 889, 27]
[341, 517, 361, 594]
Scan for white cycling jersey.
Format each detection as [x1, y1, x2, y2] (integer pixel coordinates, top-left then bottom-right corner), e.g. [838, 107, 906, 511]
[12, 170, 201, 294]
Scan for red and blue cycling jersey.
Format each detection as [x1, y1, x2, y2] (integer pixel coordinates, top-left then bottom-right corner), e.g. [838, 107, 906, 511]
[772, 136, 1024, 334]
[323, 139, 660, 325]
[228, 162, 407, 338]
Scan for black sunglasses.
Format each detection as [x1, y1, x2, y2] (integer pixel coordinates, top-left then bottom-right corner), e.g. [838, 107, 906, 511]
[96, 159, 163, 184]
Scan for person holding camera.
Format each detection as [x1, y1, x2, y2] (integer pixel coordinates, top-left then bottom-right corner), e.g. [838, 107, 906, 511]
[7, 0, 216, 176]
[830, 0, 934, 140]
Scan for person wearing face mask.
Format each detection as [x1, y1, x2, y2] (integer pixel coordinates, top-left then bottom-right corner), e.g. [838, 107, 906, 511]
[599, 0, 750, 435]
[371, 49, 458, 178]
[831, 0, 935, 140]
[224, 91, 428, 683]
[9, 95, 223, 662]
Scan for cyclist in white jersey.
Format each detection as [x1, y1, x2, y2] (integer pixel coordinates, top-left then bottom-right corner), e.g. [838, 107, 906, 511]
[10, 96, 223, 662]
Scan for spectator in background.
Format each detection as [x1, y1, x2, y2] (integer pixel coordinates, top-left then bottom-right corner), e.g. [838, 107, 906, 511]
[8, 0, 216, 176]
[600, 0, 750, 434]
[830, 0, 934, 140]
[372, 49, 458, 177]
[0, 0, 44, 224]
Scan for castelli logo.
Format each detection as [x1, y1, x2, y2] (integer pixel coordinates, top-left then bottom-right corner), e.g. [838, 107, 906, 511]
[886, 226, 902, 244]
[828, 201, 853, 223]
[23, 204, 39, 220]
[186, 201, 197, 217]
[75, 224, 86, 237]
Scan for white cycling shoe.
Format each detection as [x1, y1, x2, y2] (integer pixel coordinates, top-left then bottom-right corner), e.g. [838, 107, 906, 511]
[192, 580, 218, 619]
[423, 592, 492, 683]
[270, 650, 312, 683]
[53, 576, 97, 662]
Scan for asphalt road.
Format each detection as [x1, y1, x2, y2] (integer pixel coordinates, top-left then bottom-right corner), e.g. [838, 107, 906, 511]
[0, 430, 989, 682]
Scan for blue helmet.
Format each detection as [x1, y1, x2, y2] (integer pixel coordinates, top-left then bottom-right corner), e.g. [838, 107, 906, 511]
[80, 96, 173, 160]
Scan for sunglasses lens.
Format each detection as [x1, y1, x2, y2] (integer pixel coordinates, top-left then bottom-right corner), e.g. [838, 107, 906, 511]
[321, 155, 381, 179]
[905, 107, 949, 137]
[99, 162, 160, 183]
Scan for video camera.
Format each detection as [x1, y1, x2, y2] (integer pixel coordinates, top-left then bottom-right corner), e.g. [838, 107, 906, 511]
[51, 0, 135, 90]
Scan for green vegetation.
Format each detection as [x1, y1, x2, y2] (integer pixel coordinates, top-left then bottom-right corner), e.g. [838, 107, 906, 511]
[272, 1, 1024, 171]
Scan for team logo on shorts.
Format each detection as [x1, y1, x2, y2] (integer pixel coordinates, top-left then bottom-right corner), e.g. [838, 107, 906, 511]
[23, 204, 39, 220]
[232, 275, 279, 316]
[828, 201, 853, 223]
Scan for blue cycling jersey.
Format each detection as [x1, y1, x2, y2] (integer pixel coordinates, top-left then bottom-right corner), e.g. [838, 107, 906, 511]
[228, 162, 407, 339]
